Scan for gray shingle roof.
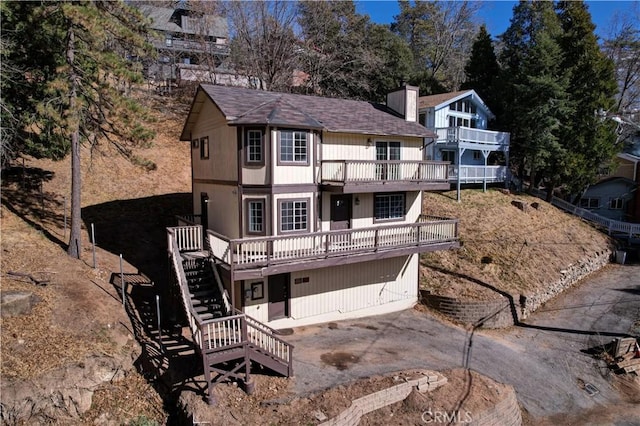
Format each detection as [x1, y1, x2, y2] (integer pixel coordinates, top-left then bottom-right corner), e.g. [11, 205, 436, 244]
[137, 5, 227, 38]
[180, 85, 435, 140]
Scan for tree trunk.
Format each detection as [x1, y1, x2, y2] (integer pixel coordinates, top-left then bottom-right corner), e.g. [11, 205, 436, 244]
[66, 26, 82, 259]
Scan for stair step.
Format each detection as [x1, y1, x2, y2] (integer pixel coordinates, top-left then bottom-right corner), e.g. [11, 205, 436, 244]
[200, 311, 224, 320]
[194, 304, 221, 313]
[190, 289, 216, 298]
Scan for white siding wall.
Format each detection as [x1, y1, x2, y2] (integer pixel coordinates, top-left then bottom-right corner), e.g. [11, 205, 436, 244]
[242, 255, 419, 326]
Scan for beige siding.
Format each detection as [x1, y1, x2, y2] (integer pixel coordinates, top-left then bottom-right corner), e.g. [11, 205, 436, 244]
[242, 255, 418, 325]
[271, 128, 316, 185]
[320, 191, 421, 231]
[272, 192, 316, 234]
[322, 133, 423, 161]
[242, 255, 418, 326]
[241, 128, 271, 185]
[193, 182, 239, 238]
[612, 159, 636, 180]
[191, 101, 238, 181]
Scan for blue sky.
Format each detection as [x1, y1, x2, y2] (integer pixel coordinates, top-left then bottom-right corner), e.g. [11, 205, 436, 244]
[356, 1, 639, 39]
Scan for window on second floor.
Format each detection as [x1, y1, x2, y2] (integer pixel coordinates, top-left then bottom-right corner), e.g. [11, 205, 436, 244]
[200, 136, 209, 159]
[609, 198, 624, 210]
[165, 35, 173, 47]
[246, 199, 265, 235]
[246, 129, 264, 165]
[448, 116, 470, 128]
[280, 199, 308, 232]
[579, 197, 600, 209]
[279, 130, 308, 165]
[374, 193, 405, 222]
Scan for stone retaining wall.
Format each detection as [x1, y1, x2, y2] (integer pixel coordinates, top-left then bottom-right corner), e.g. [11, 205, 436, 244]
[320, 371, 447, 426]
[422, 250, 612, 328]
[320, 371, 522, 426]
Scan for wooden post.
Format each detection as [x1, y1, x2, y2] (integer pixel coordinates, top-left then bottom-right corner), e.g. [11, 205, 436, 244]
[63, 197, 67, 239]
[91, 223, 96, 269]
[120, 254, 125, 307]
[156, 295, 163, 353]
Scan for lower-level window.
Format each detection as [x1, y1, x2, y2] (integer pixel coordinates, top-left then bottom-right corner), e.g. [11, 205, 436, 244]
[579, 198, 600, 209]
[280, 200, 308, 232]
[374, 193, 405, 221]
[609, 198, 624, 210]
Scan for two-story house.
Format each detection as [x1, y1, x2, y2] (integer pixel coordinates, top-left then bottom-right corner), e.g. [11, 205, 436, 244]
[418, 90, 510, 200]
[137, 5, 229, 84]
[173, 84, 459, 330]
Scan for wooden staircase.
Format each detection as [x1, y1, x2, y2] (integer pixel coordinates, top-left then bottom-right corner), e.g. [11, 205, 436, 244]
[167, 225, 294, 405]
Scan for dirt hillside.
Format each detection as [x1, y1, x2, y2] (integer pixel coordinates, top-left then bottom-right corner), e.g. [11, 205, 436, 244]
[0, 89, 616, 424]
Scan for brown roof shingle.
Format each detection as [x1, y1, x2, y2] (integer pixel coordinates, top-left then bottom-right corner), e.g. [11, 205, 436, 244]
[418, 90, 470, 109]
[189, 85, 435, 139]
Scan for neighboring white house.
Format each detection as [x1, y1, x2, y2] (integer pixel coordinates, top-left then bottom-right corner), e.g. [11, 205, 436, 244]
[418, 90, 510, 199]
[174, 84, 459, 329]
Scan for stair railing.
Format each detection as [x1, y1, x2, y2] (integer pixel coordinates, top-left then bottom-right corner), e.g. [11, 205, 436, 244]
[209, 260, 232, 315]
[167, 228, 204, 347]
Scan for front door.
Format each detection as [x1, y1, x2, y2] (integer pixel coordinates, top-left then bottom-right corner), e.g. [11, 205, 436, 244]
[200, 193, 209, 230]
[268, 273, 289, 321]
[330, 194, 352, 230]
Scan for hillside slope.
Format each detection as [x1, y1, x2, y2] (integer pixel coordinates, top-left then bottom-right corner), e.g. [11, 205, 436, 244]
[419, 190, 613, 300]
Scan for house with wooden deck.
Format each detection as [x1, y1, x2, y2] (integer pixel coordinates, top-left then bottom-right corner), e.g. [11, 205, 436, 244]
[166, 84, 460, 402]
[418, 90, 510, 199]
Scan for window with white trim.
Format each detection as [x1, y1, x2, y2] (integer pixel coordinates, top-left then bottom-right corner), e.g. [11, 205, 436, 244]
[280, 130, 308, 163]
[579, 198, 600, 209]
[246, 130, 263, 164]
[280, 200, 308, 232]
[609, 198, 624, 209]
[247, 200, 265, 234]
[374, 193, 405, 221]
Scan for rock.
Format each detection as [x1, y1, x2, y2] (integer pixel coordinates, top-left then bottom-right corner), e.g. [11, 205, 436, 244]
[511, 200, 529, 212]
[314, 410, 328, 421]
[1, 291, 40, 317]
[531, 202, 541, 210]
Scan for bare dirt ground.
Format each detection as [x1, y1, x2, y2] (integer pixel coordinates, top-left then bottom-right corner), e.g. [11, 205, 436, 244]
[0, 89, 626, 425]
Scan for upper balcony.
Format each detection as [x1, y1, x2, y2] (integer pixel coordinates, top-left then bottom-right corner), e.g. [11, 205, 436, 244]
[206, 215, 459, 280]
[435, 127, 510, 151]
[320, 160, 450, 193]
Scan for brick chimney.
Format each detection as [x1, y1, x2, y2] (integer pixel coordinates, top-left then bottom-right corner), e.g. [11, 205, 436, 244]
[386, 84, 419, 122]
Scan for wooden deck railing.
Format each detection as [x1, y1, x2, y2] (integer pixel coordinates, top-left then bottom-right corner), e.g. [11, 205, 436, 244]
[435, 127, 510, 148]
[207, 216, 458, 269]
[196, 310, 294, 369]
[177, 214, 202, 226]
[169, 224, 203, 252]
[321, 160, 449, 184]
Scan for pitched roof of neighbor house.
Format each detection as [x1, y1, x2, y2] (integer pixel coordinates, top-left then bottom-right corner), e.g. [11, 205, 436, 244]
[137, 5, 227, 38]
[418, 89, 494, 119]
[180, 85, 436, 140]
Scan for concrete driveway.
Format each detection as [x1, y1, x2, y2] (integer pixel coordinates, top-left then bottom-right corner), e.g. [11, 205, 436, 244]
[285, 263, 640, 422]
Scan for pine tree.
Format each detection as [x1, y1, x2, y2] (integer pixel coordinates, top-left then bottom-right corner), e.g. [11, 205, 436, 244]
[461, 25, 500, 119]
[3, 1, 154, 258]
[556, 1, 618, 194]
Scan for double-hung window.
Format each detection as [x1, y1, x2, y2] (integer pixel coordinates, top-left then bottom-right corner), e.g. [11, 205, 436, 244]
[279, 130, 308, 164]
[374, 193, 405, 221]
[246, 130, 263, 164]
[280, 200, 308, 232]
[579, 198, 600, 209]
[246, 199, 265, 234]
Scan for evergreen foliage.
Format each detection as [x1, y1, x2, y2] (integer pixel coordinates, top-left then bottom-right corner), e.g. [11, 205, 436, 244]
[2, 1, 154, 258]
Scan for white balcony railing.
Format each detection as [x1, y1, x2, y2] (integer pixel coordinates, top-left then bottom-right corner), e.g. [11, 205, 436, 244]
[435, 127, 510, 148]
[321, 160, 449, 184]
[207, 215, 458, 270]
[448, 165, 509, 183]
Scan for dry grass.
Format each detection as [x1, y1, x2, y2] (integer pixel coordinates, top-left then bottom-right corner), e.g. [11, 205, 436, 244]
[419, 189, 614, 299]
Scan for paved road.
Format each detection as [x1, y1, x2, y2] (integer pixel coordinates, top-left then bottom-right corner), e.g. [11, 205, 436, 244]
[285, 263, 640, 422]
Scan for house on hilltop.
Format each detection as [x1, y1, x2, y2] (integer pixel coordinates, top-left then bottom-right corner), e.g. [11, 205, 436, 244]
[418, 90, 510, 199]
[137, 4, 229, 84]
[170, 84, 459, 330]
